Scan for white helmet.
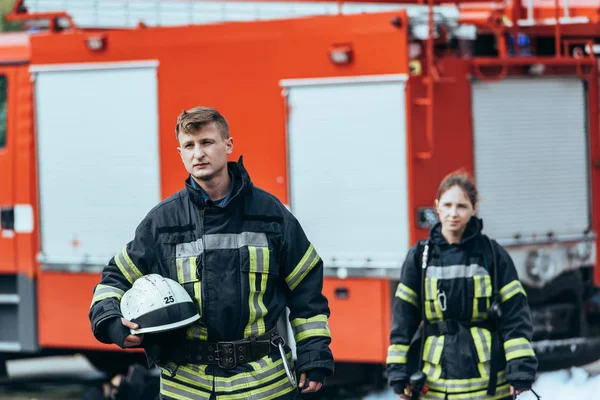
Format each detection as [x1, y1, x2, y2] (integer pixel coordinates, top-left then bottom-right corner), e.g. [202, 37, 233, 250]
[120, 274, 200, 335]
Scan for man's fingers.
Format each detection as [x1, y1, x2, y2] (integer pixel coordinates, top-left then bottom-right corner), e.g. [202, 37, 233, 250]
[298, 373, 306, 389]
[121, 318, 139, 330]
[300, 380, 321, 393]
[123, 334, 144, 348]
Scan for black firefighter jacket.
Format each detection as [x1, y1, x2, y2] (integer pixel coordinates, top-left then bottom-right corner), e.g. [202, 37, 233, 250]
[89, 160, 334, 400]
[386, 217, 538, 400]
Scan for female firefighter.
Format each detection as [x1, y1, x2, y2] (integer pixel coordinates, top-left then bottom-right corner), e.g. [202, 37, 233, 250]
[386, 171, 538, 399]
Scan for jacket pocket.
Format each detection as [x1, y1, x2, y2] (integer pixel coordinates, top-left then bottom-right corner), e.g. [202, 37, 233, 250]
[424, 277, 444, 322]
[241, 244, 278, 338]
[471, 274, 492, 321]
[421, 335, 445, 381]
[470, 327, 493, 378]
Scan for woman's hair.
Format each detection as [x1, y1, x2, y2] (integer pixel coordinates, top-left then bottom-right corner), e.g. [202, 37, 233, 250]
[436, 169, 479, 207]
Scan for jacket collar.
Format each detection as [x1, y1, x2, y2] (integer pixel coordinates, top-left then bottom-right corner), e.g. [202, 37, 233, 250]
[185, 156, 253, 209]
[430, 216, 483, 247]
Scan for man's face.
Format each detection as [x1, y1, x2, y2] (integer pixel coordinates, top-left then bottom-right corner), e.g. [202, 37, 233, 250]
[177, 122, 233, 182]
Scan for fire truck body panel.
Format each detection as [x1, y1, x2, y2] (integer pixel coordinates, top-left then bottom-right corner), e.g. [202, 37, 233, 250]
[0, 0, 599, 372]
[14, 10, 411, 361]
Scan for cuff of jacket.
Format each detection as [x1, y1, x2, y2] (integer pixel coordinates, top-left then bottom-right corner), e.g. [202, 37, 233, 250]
[90, 300, 123, 344]
[391, 381, 408, 395]
[509, 380, 533, 391]
[296, 350, 334, 376]
[103, 317, 131, 348]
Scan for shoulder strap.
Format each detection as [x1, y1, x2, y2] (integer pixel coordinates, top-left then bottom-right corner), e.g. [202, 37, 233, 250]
[480, 234, 499, 299]
[416, 239, 431, 373]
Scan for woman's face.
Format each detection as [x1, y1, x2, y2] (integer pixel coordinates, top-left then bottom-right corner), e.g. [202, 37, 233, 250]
[435, 185, 477, 237]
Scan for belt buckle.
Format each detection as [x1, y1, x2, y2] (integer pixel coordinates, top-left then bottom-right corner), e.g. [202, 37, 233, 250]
[216, 341, 236, 369]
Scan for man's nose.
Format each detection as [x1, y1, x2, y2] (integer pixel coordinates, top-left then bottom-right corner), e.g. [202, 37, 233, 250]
[193, 145, 204, 159]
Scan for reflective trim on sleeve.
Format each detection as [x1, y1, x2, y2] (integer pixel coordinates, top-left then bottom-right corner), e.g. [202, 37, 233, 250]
[395, 283, 419, 308]
[244, 246, 270, 338]
[386, 344, 409, 364]
[90, 284, 124, 307]
[504, 337, 535, 361]
[291, 314, 331, 342]
[114, 247, 144, 284]
[285, 244, 321, 291]
[500, 280, 527, 303]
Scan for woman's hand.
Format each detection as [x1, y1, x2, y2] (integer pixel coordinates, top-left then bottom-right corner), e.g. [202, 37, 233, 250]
[510, 385, 530, 397]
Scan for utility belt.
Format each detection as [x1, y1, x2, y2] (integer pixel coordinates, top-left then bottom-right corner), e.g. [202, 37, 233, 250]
[163, 328, 277, 370]
[423, 318, 495, 337]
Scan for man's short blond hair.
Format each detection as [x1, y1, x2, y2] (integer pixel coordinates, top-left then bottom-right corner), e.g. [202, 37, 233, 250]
[175, 106, 230, 140]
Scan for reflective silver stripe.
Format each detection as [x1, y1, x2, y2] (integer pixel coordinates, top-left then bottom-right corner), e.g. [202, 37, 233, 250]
[424, 336, 444, 363]
[291, 315, 330, 342]
[446, 383, 511, 400]
[176, 239, 204, 258]
[245, 246, 270, 337]
[90, 284, 124, 306]
[114, 248, 143, 284]
[285, 244, 321, 291]
[176, 233, 268, 258]
[214, 354, 293, 392]
[218, 372, 296, 400]
[476, 328, 490, 361]
[204, 232, 268, 250]
[428, 371, 505, 393]
[396, 283, 419, 308]
[177, 257, 198, 283]
[500, 280, 527, 303]
[426, 264, 488, 280]
[504, 338, 535, 360]
[386, 344, 409, 364]
[160, 375, 211, 399]
[161, 365, 212, 391]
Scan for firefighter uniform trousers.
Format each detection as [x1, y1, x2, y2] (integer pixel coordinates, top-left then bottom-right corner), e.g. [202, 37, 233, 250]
[386, 218, 538, 400]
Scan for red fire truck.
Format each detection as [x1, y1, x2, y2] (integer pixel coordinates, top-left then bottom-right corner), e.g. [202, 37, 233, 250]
[1, 0, 600, 383]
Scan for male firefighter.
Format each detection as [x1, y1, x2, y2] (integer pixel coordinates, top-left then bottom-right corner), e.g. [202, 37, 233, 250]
[89, 106, 334, 399]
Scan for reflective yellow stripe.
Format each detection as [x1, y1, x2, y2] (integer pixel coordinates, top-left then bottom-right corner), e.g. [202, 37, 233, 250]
[160, 375, 212, 399]
[422, 335, 444, 364]
[504, 337, 535, 361]
[447, 382, 511, 400]
[214, 352, 293, 392]
[424, 278, 443, 321]
[500, 280, 526, 303]
[218, 372, 296, 400]
[422, 361, 442, 380]
[285, 244, 320, 291]
[395, 283, 419, 308]
[386, 344, 409, 364]
[90, 284, 124, 307]
[114, 247, 143, 284]
[472, 275, 491, 321]
[186, 323, 208, 340]
[244, 246, 270, 338]
[427, 372, 506, 393]
[471, 327, 492, 363]
[291, 314, 331, 342]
